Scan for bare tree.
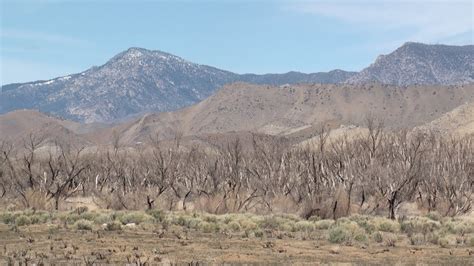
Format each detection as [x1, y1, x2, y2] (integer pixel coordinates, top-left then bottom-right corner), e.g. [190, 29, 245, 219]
[43, 143, 88, 210]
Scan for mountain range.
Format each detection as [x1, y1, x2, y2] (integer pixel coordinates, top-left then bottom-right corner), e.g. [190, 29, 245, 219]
[1, 42, 472, 123]
[0, 48, 354, 123]
[2, 82, 473, 149]
[347, 42, 474, 86]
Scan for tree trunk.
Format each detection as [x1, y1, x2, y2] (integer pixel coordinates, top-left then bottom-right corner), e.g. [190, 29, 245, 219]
[146, 195, 154, 210]
[55, 195, 60, 211]
[388, 197, 396, 220]
[183, 191, 191, 211]
[388, 190, 399, 220]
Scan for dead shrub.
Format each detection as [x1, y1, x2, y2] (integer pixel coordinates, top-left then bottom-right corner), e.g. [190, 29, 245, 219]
[194, 194, 224, 214]
[266, 195, 299, 214]
[23, 189, 51, 210]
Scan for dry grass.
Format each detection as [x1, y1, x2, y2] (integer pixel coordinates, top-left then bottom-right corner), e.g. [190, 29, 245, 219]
[0, 209, 473, 264]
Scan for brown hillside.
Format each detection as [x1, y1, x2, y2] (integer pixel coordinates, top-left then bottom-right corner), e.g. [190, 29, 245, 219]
[99, 83, 474, 145]
[414, 102, 474, 136]
[0, 110, 90, 146]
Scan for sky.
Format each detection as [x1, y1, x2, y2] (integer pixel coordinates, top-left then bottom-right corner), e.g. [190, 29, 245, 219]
[1, 0, 473, 85]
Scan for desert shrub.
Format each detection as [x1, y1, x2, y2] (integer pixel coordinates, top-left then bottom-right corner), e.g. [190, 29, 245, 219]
[378, 221, 399, 232]
[336, 217, 350, 224]
[239, 219, 258, 230]
[146, 209, 166, 223]
[274, 213, 300, 222]
[173, 215, 188, 226]
[348, 215, 366, 223]
[420, 219, 441, 234]
[350, 215, 376, 233]
[400, 221, 415, 235]
[294, 221, 315, 232]
[328, 220, 367, 244]
[371, 218, 399, 233]
[222, 214, 235, 224]
[93, 213, 112, 224]
[119, 212, 152, 225]
[29, 212, 50, 224]
[372, 232, 383, 243]
[172, 214, 203, 229]
[199, 221, 220, 233]
[243, 229, 251, 238]
[442, 219, 456, 233]
[22, 209, 36, 216]
[446, 220, 474, 235]
[227, 221, 241, 232]
[0, 212, 16, 224]
[329, 227, 351, 243]
[314, 219, 334, 230]
[73, 206, 89, 215]
[221, 213, 253, 224]
[15, 215, 31, 226]
[253, 229, 264, 238]
[247, 214, 265, 223]
[78, 211, 100, 221]
[213, 222, 222, 232]
[438, 237, 449, 248]
[105, 221, 122, 231]
[455, 236, 466, 245]
[110, 211, 126, 221]
[401, 217, 440, 236]
[354, 231, 368, 242]
[409, 233, 425, 245]
[186, 217, 202, 229]
[58, 213, 81, 224]
[280, 221, 295, 232]
[48, 224, 60, 235]
[258, 215, 286, 230]
[202, 214, 219, 223]
[74, 219, 93, 230]
[384, 233, 397, 247]
[308, 215, 321, 222]
[139, 222, 156, 231]
[427, 232, 440, 245]
[359, 221, 376, 234]
[469, 236, 474, 247]
[426, 212, 441, 221]
[161, 217, 171, 230]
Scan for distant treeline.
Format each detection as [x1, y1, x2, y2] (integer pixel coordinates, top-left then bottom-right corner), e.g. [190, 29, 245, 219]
[1, 118, 473, 220]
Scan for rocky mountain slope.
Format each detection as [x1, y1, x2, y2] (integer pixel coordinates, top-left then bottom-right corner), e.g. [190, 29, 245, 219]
[240, 69, 356, 85]
[2, 42, 472, 123]
[0, 48, 354, 123]
[1, 48, 238, 123]
[92, 83, 474, 145]
[347, 42, 474, 86]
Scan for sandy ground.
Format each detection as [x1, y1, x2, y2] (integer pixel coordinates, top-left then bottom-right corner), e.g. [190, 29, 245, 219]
[1, 224, 472, 265]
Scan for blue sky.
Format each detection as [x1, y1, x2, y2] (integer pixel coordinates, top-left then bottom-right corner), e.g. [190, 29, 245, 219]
[1, 0, 473, 85]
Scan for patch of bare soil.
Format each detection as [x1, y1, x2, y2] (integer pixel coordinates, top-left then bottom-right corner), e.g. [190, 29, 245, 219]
[0, 224, 472, 265]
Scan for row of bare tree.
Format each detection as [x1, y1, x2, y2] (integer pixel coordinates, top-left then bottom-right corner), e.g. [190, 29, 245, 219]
[1, 123, 473, 219]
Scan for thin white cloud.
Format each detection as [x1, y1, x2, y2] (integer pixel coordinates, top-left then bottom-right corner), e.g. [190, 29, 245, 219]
[288, 0, 473, 44]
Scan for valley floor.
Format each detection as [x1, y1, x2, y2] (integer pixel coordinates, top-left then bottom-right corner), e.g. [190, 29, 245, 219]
[0, 210, 473, 265]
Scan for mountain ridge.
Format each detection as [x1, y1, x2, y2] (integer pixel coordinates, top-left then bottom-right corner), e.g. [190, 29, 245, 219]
[347, 42, 474, 86]
[1, 42, 473, 123]
[0, 48, 355, 123]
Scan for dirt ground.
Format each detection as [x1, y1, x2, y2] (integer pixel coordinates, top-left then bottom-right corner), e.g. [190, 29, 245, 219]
[0, 224, 472, 265]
